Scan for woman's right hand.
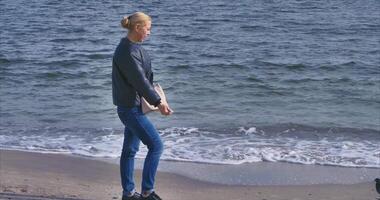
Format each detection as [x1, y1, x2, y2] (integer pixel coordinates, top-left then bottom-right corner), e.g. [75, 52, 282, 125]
[158, 102, 173, 116]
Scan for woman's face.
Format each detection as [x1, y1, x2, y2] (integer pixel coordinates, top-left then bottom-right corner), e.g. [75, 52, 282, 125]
[136, 21, 151, 42]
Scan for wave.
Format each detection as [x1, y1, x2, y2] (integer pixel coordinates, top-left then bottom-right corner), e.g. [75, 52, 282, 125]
[0, 125, 379, 168]
[0, 56, 28, 65]
[246, 76, 264, 83]
[194, 18, 234, 23]
[49, 38, 86, 43]
[285, 63, 307, 70]
[0, 58, 11, 64]
[254, 60, 375, 73]
[41, 59, 84, 68]
[282, 77, 354, 84]
[254, 60, 308, 70]
[240, 25, 273, 31]
[72, 53, 112, 60]
[35, 71, 89, 80]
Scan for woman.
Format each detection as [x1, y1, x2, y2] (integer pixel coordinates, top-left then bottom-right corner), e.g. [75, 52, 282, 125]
[112, 12, 173, 200]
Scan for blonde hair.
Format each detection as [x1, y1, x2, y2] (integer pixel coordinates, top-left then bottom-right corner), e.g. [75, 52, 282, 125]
[121, 12, 151, 30]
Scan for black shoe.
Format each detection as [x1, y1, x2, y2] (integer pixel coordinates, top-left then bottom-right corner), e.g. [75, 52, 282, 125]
[142, 191, 162, 200]
[122, 192, 142, 200]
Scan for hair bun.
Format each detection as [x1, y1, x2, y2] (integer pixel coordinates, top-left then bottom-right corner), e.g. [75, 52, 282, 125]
[121, 16, 129, 29]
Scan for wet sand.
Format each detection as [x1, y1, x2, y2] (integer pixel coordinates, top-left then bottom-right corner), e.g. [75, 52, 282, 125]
[0, 149, 378, 200]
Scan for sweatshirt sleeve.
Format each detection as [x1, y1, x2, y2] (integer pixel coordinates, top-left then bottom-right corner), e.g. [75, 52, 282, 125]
[117, 49, 161, 106]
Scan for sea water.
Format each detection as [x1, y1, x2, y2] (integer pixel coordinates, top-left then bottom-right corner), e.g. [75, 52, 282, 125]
[1, 0, 379, 168]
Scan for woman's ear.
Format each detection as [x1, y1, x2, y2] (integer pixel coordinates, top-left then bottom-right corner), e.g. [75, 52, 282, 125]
[134, 24, 142, 33]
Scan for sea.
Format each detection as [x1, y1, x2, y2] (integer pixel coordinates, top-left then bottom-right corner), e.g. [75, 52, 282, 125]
[1, 0, 379, 169]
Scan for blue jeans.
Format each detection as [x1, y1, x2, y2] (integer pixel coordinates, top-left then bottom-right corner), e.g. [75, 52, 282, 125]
[117, 106, 163, 196]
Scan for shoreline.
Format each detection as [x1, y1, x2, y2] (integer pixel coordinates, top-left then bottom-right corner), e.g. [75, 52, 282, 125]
[3, 148, 379, 186]
[122, 157, 380, 186]
[0, 149, 378, 200]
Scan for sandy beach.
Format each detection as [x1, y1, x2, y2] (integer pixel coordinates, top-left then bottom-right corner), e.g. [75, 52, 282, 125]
[0, 149, 378, 200]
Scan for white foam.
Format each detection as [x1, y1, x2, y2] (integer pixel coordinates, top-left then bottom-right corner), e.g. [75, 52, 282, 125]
[237, 127, 257, 135]
[0, 126, 379, 168]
